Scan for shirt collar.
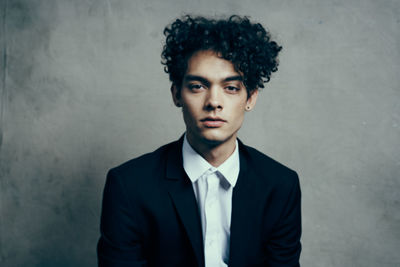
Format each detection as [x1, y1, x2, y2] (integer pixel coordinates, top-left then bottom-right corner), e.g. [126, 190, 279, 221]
[182, 134, 240, 188]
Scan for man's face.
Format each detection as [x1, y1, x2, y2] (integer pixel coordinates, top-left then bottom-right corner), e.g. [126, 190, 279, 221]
[172, 50, 258, 148]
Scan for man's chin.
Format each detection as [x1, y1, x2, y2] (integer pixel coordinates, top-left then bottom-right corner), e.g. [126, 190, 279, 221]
[187, 128, 236, 148]
[198, 132, 233, 147]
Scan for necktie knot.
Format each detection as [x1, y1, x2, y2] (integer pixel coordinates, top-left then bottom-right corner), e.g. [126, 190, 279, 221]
[201, 168, 230, 191]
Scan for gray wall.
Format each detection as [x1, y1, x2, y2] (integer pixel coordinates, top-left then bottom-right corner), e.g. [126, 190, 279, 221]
[0, 0, 399, 266]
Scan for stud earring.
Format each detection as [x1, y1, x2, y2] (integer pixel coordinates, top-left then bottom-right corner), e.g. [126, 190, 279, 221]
[246, 106, 251, 110]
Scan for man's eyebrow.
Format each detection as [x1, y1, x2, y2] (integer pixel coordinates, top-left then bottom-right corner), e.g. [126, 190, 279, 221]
[223, 75, 243, 82]
[184, 74, 243, 84]
[183, 75, 209, 85]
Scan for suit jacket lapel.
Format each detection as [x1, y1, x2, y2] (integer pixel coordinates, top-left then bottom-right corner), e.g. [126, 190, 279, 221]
[164, 138, 205, 267]
[229, 142, 262, 267]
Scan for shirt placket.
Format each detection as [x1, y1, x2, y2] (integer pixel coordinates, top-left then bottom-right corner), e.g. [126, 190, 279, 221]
[204, 169, 222, 267]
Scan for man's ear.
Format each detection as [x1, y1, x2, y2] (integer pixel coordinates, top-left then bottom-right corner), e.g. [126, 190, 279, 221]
[171, 84, 181, 107]
[245, 89, 259, 111]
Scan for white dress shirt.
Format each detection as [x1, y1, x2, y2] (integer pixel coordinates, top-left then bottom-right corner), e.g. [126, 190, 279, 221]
[182, 135, 240, 267]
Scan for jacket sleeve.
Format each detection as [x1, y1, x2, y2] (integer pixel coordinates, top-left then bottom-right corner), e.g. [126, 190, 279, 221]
[97, 169, 147, 267]
[266, 171, 302, 267]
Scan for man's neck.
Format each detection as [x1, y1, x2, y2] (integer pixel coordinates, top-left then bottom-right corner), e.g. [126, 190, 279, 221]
[186, 134, 237, 167]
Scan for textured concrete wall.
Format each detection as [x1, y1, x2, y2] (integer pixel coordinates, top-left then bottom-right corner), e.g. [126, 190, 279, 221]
[0, 0, 399, 266]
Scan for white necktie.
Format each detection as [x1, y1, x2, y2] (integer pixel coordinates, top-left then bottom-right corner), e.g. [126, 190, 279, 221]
[203, 169, 228, 267]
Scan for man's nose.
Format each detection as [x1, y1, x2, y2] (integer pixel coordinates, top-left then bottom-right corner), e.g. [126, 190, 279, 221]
[205, 87, 223, 110]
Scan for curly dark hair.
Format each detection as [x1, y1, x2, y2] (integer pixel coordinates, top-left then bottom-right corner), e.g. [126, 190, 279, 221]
[161, 15, 282, 95]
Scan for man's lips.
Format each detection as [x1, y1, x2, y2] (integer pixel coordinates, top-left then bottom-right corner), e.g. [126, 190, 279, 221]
[200, 117, 226, 127]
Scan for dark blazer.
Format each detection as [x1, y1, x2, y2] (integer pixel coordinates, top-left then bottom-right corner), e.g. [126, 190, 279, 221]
[97, 137, 301, 267]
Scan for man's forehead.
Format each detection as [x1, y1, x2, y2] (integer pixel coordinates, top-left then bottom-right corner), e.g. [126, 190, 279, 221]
[184, 50, 242, 82]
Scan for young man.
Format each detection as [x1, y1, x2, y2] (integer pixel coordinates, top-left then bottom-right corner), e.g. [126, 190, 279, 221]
[97, 15, 301, 267]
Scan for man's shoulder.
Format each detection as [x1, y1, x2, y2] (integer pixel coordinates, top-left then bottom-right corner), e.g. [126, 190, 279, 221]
[109, 139, 180, 177]
[240, 141, 299, 187]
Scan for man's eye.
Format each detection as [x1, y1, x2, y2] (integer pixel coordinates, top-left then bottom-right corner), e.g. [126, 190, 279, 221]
[188, 84, 204, 90]
[226, 86, 240, 92]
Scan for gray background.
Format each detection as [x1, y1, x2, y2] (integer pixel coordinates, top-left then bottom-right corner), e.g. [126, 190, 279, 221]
[0, 0, 399, 266]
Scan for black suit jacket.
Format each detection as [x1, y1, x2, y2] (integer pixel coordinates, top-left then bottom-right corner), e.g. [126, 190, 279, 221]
[97, 137, 301, 267]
